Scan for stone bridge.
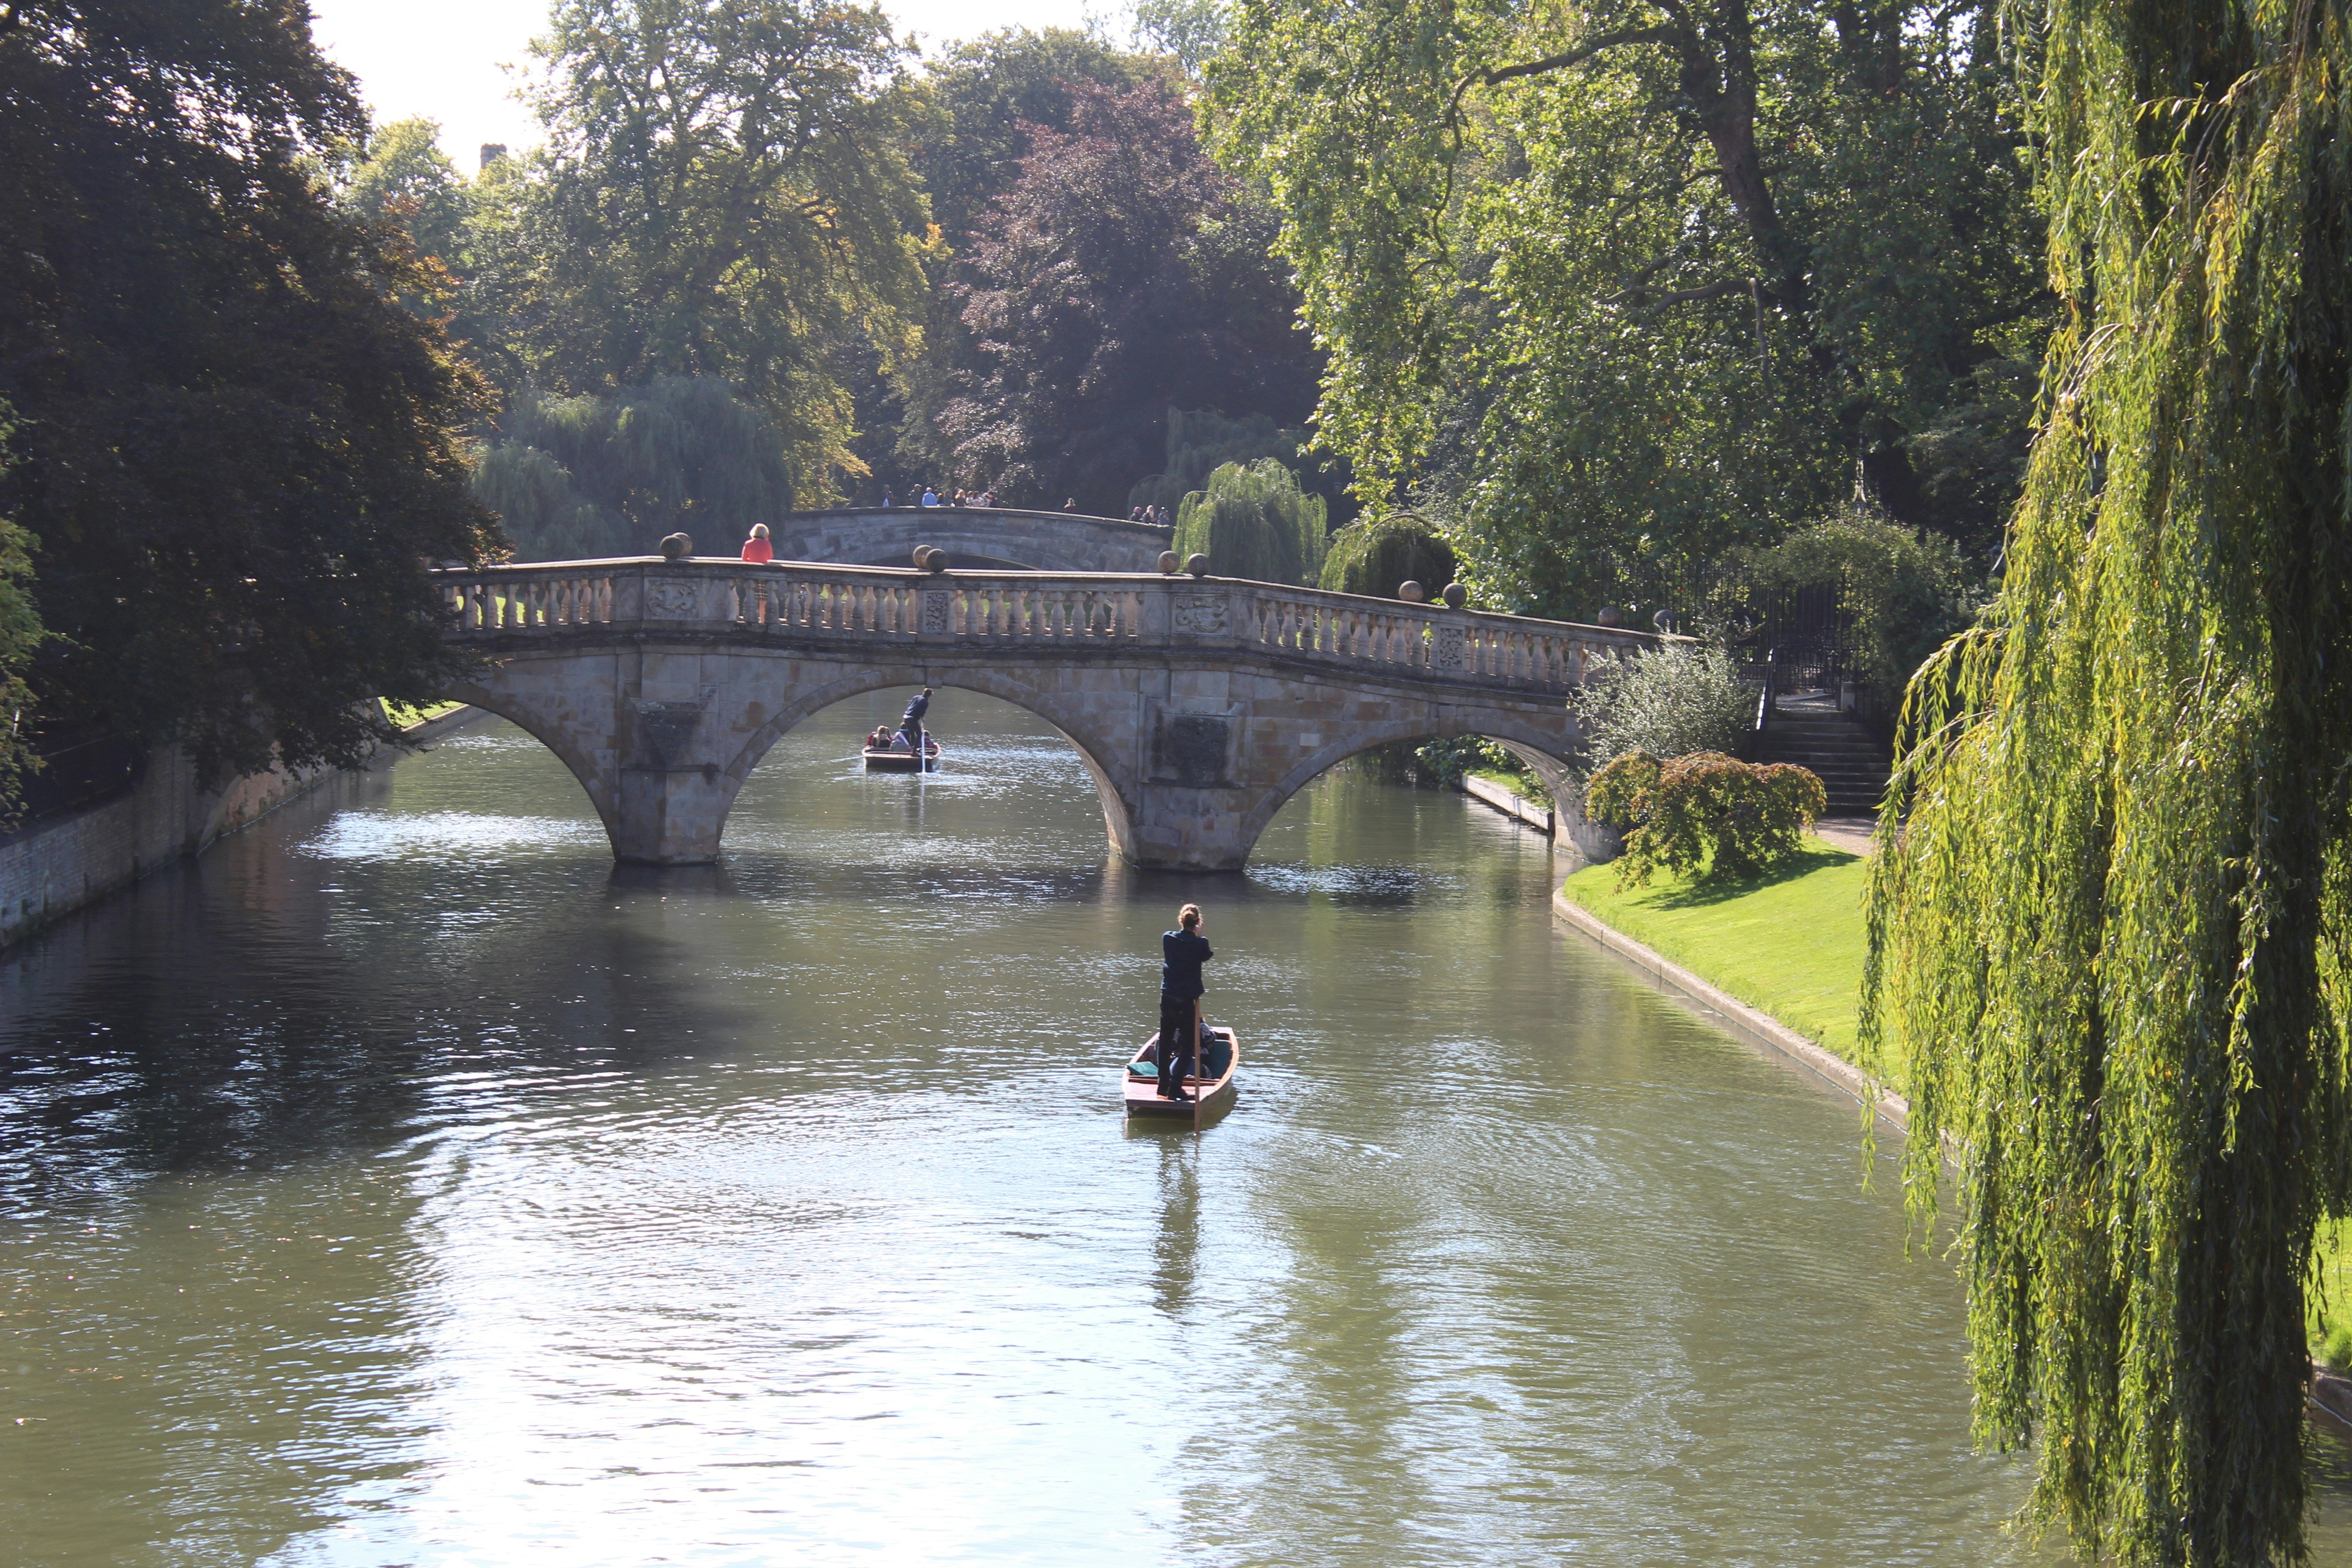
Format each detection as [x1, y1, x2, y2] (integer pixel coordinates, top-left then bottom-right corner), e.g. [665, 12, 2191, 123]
[764, 506, 1172, 572]
[429, 558, 1661, 870]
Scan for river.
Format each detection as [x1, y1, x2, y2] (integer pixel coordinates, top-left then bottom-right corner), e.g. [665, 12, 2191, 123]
[6, 691, 2351, 1565]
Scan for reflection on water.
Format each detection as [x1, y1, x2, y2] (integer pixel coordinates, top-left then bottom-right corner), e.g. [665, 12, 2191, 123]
[4, 690, 2349, 1564]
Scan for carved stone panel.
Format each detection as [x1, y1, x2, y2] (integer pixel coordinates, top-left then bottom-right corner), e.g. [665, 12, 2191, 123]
[646, 579, 698, 619]
[1150, 710, 1234, 788]
[1172, 593, 1230, 637]
[922, 590, 951, 634]
[636, 700, 704, 766]
[1434, 624, 1466, 671]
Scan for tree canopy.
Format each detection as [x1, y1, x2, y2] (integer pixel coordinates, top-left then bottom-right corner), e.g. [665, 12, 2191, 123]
[1206, 0, 2048, 620]
[0, 0, 499, 784]
[930, 79, 1319, 512]
[1860, 1, 2352, 1562]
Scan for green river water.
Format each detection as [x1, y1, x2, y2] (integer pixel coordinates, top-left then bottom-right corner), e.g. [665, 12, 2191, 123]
[6, 691, 2351, 1565]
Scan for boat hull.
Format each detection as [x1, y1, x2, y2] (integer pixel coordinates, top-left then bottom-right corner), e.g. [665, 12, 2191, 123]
[862, 747, 940, 772]
[1123, 1027, 1239, 1117]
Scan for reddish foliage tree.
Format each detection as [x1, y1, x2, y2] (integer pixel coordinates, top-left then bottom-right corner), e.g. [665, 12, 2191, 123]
[938, 82, 1316, 512]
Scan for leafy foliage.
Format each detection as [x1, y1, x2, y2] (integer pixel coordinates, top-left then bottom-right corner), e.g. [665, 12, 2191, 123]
[1205, 0, 2049, 619]
[1319, 513, 1457, 598]
[1130, 407, 1316, 516]
[1569, 641, 1755, 775]
[1588, 750, 1823, 887]
[0, 404, 39, 821]
[509, 0, 937, 501]
[476, 377, 803, 560]
[0, 0, 500, 780]
[1858, 2, 2352, 1561]
[1172, 460, 1327, 585]
[934, 80, 1318, 511]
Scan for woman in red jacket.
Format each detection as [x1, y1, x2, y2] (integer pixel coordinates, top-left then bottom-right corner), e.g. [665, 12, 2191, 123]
[740, 524, 774, 564]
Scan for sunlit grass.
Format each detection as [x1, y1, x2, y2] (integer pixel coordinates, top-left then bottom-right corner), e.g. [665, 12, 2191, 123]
[381, 698, 465, 730]
[1559, 838, 1884, 1077]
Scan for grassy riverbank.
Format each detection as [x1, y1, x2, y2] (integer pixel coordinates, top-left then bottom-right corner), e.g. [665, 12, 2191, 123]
[382, 699, 465, 730]
[1561, 838, 2352, 1364]
[1560, 841, 1882, 1074]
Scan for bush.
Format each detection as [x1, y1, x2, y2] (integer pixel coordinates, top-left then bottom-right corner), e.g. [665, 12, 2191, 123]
[1569, 640, 1754, 776]
[1319, 512, 1457, 598]
[1586, 750, 1826, 887]
[1172, 458, 1328, 584]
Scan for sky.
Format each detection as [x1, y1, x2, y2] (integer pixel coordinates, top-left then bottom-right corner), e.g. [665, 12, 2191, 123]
[309, 0, 1109, 171]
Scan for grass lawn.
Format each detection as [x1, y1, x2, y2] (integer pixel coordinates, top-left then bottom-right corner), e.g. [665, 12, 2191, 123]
[1470, 765, 1547, 802]
[381, 698, 466, 730]
[1559, 839, 1892, 1081]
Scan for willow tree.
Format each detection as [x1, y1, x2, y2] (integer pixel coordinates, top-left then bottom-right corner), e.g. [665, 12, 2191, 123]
[1860, 3, 2352, 1564]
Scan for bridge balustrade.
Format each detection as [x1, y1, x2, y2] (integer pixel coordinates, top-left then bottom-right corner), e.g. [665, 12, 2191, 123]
[431, 559, 1643, 695]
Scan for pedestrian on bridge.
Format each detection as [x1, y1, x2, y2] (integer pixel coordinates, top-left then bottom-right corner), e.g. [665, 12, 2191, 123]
[739, 524, 773, 564]
[1155, 904, 1214, 1102]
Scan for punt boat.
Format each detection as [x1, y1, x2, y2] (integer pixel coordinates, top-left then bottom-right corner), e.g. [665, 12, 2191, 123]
[862, 740, 941, 772]
[1123, 1026, 1239, 1118]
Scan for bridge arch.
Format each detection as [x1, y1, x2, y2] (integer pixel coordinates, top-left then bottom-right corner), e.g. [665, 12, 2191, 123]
[720, 669, 1139, 861]
[440, 675, 624, 842]
[1232, 712, 1583, 867]
[428, 559, 1661, 868]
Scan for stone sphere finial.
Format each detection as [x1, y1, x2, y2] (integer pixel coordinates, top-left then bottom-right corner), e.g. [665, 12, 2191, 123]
[660, 533, 692, 561]
[1441, 583, 1466, 609]
[1158, 550, 1181, 574]
[1397, 579, 1425, 603]
[1653, 607, 1676, 633]
[1596, 605, 1624, 627]
[1186, 553, 1210, 578]
[925, 548, 948, 574]
[911, 545, 931, 568]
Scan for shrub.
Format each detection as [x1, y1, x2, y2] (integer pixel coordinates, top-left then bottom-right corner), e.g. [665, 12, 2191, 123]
[1172, 458, 1328, 585]
[1586, 750, 1826, 887]
[1569, 639, 1754, 776]
[1319, 512, 1457, 598]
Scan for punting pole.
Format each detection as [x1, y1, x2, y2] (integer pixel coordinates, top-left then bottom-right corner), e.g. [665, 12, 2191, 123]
[1193, 997, 1204, 1135]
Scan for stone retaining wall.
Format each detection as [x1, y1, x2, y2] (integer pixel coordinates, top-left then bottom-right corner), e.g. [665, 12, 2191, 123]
[0, 706, 481, 951]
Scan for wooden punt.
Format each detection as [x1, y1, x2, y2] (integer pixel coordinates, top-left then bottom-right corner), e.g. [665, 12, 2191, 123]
[1123, 1026, 1239, 1117]
[861, 741, 941, 772]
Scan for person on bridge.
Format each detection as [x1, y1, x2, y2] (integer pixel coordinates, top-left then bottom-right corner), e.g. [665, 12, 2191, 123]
[921, 487, 940, 507]
[894, 686, 933, 758]
[1155, 904, 1214, 1102]
[740, 524, 773, 564]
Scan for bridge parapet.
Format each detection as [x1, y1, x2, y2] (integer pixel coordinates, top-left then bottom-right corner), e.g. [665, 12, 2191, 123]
[433, 558, 1658, 698]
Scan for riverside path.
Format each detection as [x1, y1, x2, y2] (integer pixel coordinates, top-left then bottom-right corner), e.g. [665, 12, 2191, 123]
[428, 557, 1662, 870]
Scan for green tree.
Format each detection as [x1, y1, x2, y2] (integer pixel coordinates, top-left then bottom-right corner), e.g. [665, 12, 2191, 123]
[1319, 513, 1456, 598]
[1172, 459, 1326, 584]
[510, 0, 939, 501]
[937, 81, 1318, 510]
[476, 377, 802, 559]
[1134, 0, 1227, 77]
[1860, 2, 2352, 1563]
[0, 0, 500, 781]
[1206, 0, 2048, 619]
[1129, 407, 1343, 518]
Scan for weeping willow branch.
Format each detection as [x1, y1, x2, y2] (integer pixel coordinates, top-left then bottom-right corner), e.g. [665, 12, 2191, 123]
[1859, 3, 2352, 1564]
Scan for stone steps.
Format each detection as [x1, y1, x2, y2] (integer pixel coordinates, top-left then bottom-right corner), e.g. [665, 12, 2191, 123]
[1753, 704, 1890, 813]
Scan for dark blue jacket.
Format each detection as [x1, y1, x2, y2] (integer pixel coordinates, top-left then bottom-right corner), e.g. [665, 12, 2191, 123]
[1161, 928, 1213, 998]
[902, 693, 930, 727]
